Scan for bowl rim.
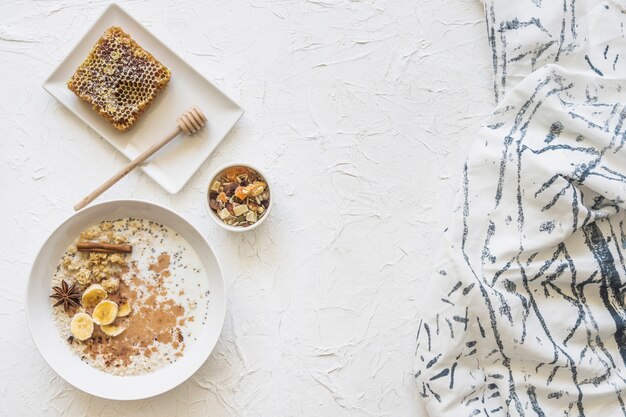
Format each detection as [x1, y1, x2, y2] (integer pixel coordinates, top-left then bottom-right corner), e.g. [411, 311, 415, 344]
[205, 162, 273, 232]
[26, 199, 226, 400]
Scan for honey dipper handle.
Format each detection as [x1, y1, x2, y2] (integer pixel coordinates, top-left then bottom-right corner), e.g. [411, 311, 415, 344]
[73, 126, 182, 211]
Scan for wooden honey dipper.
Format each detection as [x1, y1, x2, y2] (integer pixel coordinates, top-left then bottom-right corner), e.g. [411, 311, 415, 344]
[74, 106, 207, 211]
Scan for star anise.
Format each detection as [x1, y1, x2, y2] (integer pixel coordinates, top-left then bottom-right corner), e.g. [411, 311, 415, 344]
[50, 280, 81, 312]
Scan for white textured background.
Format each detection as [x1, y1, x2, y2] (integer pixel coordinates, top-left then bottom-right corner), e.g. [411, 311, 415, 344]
[0, 0, 492, 415]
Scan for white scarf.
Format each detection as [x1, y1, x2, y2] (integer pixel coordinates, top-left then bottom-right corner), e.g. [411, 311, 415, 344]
[416, 1, 626, 415]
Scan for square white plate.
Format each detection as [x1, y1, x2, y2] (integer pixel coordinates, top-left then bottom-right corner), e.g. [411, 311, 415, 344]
[43, 3, 243, 194]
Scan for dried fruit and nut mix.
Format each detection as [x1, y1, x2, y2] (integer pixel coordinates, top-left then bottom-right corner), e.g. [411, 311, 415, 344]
[208, 166, 270, 227]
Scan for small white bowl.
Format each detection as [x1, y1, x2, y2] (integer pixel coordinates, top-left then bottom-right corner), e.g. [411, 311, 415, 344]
[26, 200, 226, 400]
[206, 163, 273, 232]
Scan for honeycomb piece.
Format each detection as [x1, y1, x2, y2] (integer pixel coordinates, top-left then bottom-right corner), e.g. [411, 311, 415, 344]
[67, 26, 171, 132]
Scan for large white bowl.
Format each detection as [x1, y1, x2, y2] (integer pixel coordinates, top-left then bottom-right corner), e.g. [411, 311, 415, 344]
[26, 200, 226, 400]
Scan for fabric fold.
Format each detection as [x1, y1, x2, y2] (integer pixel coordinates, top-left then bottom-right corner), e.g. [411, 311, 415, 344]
[416, 1, 626, 415]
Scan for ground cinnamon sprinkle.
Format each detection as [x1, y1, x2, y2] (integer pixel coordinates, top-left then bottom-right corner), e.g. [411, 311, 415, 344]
[81, 253, 186, 367]
[149, 253, 170, 273]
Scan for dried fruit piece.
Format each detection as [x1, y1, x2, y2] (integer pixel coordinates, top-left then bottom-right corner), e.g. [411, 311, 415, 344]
[218, 208, 231, 219]
[246, 211, 258, 223]
[233, 204, 249, 216]
[70, 313, 94, 341]
[224, 182, 238, 195]
[248, 200, 261, 212]
[234, 186, 250, 200]
[249, 182, 267, 197]
[218, 192, 228, 203]
[210, 181, 221, 192]
[92, 300, 118, 325]
[225, 167, 247, 181]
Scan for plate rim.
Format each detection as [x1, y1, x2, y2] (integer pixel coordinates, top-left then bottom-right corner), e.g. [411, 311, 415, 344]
[42, 3, 244, 194]
[25, 199, 227, 400]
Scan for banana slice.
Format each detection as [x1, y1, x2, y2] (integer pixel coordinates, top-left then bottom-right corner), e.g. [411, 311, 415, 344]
[117, 301, 131, 317]
[70, 313, 94, 341]
[92, 300, 118, 325]
[101, 324, 126, 337]
[81, 284, 107, 307]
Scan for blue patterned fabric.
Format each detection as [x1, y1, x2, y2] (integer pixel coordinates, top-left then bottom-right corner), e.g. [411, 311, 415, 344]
[415, 1, 626, 415]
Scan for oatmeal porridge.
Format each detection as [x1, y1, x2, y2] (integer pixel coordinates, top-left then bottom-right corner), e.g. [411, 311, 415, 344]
[50, 218, 210, 375]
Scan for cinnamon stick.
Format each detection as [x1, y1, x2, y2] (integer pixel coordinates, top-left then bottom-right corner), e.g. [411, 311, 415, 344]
[76, 241, 132, 254]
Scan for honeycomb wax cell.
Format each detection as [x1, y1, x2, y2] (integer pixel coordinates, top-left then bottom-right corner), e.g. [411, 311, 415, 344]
[67, 26, 171, 132]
